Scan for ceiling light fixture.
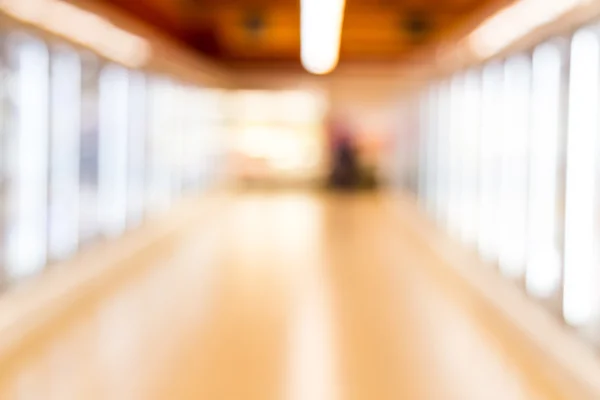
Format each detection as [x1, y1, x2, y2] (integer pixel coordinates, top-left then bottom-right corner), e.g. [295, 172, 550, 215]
[470, 0, 592, 58]
[300, 0, 346, 75]
[0, 0, 151, 67]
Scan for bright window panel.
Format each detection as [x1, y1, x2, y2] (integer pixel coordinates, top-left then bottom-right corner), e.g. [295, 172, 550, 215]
[459, 70, 481, 246]
[425, 85, 438, 216]
[98, 64, 129, 237]
[526, 42, 563, 298]
[205, 89, 228, 186]
[498, 55, 531, 278]
[147, 78, 174, 214]
[435, 82, 452, 226]
[232, 89, 325, 182]
[564, 29, 600, 327]
[207, 120, 227, 187]
[169, 83, 185, 198]
[49, 46, 81, 260]
[478, 62, 504, 263]
[193, 89, 212, 189]
[418, 90, 430, 207]
[0, 43, 7, 286]
[448, 74, 464, 235]
[194, 88, 226, 188]
[237, 126, 318, 173]
[235, 90, 277, 124]
[201, 89, 226, 123]
[278, 91, 324, 124]
[5, 35, 50, 279]
[127, 71, 147, 228]
[181, 86, 203, 191]
[196, 89, 217, 189]
[79, 52, 100, 244]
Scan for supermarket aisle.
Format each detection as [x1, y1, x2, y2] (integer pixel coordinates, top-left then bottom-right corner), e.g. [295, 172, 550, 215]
[0, 192, 594, 399]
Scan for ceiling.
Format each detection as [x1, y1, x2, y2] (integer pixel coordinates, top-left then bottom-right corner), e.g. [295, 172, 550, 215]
[100, 0, 502, 67]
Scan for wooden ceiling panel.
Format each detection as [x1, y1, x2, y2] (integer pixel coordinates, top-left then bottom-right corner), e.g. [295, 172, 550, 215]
[100, 0, 501, 66]
[216, 7, 300, 56]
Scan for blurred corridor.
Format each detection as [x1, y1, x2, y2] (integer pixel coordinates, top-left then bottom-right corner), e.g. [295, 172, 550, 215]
[0, 192, 598, 399]
[3, 0, 600, 398]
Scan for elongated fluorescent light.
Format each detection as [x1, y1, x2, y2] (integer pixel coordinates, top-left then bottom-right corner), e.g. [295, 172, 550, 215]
[301, 0, 346, 75]
[470, 0, 592, 58]
[0, 0, 151, 67]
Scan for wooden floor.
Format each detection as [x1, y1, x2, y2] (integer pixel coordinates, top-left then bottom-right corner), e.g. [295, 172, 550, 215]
[0, 191, 596, 399]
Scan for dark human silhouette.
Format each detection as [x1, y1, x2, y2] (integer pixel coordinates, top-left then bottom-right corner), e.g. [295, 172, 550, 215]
[327, 116, 360, 189]
[331, 136, 359, 188]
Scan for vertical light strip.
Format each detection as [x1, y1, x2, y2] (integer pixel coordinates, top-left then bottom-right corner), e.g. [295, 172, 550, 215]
[460, 70, 481, 246]
[563, 29, 600, 327]
[147, 78, 174, 214]
[127, 71, 147, 228]
[418, 91, 429, 208]
[426, 85, 439, 217]
[49, 47, 81, 260]
[436, 82, 452, 225]
[448, 74, 464, 236]
[526, 42, 562, 298]
[478, 62, 503, 264]
[6, 35, 50, 279]
[301, 0, 346, 75]
[98, 65, 129, 238]
[498, 55, 531, 278]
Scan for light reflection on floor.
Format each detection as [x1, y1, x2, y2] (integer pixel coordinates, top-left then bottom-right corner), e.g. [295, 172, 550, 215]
[0, 192, 593, 399]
